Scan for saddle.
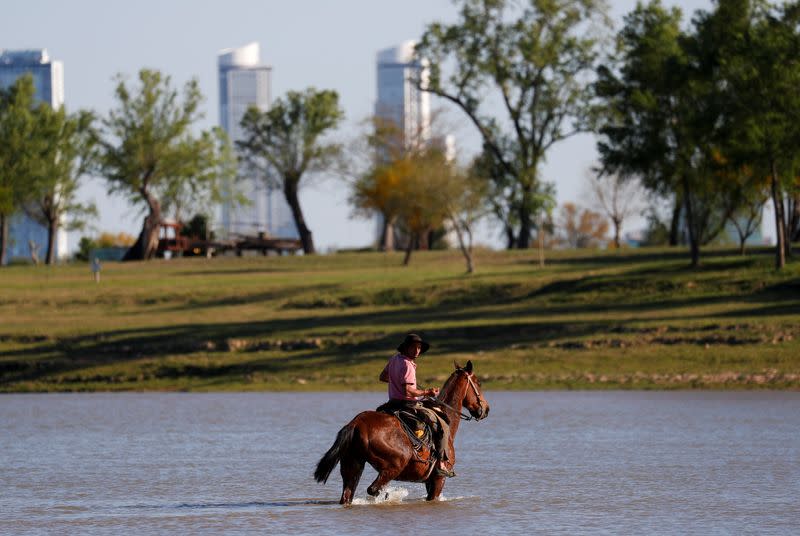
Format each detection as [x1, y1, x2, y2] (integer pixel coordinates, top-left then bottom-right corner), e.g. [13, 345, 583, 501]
[376, 400, 448, 454]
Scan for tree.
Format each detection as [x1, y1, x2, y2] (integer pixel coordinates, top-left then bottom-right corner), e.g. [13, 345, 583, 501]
[788, 177, 800, 242]
[728, 194, 767, 255]
[237, 88, 344, 255]
[469, 142, 522, 249]
[180, 213, 210, 240]
[352, 140, 484, 270]
[417, 0, 610, 248]
[595, 0, 738, 267]
[0, 75, 38, 266]
[588, 170, 645, 248]
[27, 106, 97, 264]
[717, 0, 800, 269]
[393, 148, 455, 266]
[555, 202, 609, 248]
[349, 117, 412, 251]
[350, 157, 411, 252]
[441, 163, 487, 274]
[95, 69, 232, 261]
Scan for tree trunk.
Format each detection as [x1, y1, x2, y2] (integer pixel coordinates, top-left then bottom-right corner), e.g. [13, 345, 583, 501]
[403, 233, 415, 266]
[380, 215, 395, 251]
[123, 191, 162, 261]
[449, 216, 474, 274]
[669, 195, 682, 246]
[0, 214, 7, 266]
[516, 199, 532, 249]
[504, 225, 516, 250]
[284, 179, 314, 255]
[419, 230, 430, 251]
[537, 211, 545, 267]
[45, 215, 58, 265]
[613, 217, 622, 249]
[789, 194, 800, 243]
[770, 161, 786, 270]
[682, 177, 700, 268]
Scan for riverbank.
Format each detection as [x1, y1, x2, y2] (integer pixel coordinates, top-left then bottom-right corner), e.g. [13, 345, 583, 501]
[1, 247, 798, 392]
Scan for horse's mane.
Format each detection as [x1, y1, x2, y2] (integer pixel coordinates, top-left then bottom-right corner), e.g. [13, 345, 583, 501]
[438, 368, 464, 402]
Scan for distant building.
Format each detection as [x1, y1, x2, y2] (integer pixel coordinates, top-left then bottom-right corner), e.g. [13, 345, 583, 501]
[0, 49, 68, 263]
[375, 40, 430, 149]
[217, 42, 297, 239]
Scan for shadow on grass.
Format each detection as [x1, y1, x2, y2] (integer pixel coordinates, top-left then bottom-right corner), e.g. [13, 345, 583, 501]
[535, 247, 775, 268]
[3, 251, 798, 388]
[3, 284, 799, 388]
[173, 267, 300, 277]
[159, 283, 341, 312]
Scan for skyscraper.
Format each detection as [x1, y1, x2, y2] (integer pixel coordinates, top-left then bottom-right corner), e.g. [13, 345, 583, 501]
[375, 40, 430, 149]
[217, 42, 297, 239]
[0, 49, 67, 263]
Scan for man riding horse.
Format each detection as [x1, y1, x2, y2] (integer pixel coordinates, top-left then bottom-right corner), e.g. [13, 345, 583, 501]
[378, 334, 455, 478]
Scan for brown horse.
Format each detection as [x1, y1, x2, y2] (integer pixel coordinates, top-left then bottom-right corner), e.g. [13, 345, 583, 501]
[314, 360, 489, 504]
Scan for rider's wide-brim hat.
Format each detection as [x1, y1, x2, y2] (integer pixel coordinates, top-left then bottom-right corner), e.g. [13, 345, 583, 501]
[397, 333, 430, 354]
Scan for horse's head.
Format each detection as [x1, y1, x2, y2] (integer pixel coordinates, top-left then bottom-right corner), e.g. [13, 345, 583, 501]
[454, 360, 490, 420]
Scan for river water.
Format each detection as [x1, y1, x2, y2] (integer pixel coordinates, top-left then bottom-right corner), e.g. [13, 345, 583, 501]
[1, 392, 798, 535]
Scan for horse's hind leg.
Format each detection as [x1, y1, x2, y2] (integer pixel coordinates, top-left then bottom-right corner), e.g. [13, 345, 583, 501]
[366, 465, 403, 497]
[339, 455, 365, 505]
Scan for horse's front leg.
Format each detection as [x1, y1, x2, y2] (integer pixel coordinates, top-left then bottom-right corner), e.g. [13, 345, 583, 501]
[425, 475, 445, 501]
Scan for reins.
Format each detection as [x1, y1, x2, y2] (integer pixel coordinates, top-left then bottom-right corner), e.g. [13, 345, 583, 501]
[429, 371, 484, 422]
[431, 397, 475, 421]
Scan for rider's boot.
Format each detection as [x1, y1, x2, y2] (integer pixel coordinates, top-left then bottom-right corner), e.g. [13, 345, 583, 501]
[434, 458, 456, 478]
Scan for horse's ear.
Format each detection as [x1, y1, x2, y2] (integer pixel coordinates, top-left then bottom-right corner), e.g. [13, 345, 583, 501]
[465, 360, 473, 373]
[454, 361, 462, 370]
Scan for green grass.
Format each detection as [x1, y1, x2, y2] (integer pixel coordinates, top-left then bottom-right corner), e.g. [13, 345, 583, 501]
[1, 246, 799, 392]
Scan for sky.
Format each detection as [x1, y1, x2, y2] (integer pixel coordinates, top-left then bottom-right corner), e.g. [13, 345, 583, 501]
[4, 0, 748, 253]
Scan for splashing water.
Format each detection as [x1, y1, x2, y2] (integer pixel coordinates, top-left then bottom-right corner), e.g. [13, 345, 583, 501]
[352, 486, 410, 505]
[350, 486, 468, 506]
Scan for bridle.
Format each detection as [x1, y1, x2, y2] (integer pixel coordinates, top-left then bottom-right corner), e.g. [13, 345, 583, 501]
[433, 370, 486, 422]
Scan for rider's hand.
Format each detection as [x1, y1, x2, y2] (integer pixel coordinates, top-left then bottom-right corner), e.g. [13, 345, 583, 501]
[428, 387, 440, 397]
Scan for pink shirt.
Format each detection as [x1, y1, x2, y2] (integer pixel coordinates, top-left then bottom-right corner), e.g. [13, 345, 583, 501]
[384, 353, 418, 401]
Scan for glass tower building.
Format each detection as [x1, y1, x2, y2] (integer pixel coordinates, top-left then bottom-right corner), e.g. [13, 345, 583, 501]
[375, 40, 430, 149]
[0, 49, 67, 263]
[217, 42, 297, 239]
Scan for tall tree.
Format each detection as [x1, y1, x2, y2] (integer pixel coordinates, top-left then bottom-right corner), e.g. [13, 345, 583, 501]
[96, 70, 232, 261]
[469, 142, 522, 249]
[237, 88, 344, 255]
[350, 154, 411, 252]
[349, 117, 411, 251]
[0, 75, 38, 266]
[717, 0, 800, 269]
[417, 0, 610, 248]
[392, 148, 454, 266]
[595, 0, 737, 267]
[27, 106, 97, 264]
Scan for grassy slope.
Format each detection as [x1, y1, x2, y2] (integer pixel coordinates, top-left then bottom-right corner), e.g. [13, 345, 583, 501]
[1, 247, 798, 392]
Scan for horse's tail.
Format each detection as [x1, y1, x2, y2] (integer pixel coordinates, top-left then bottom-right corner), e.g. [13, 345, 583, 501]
[314, 423, 355, 484]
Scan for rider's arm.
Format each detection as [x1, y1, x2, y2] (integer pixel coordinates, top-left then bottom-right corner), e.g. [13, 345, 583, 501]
[379, 363, 390, 383]
[404, 383, 438, 398]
